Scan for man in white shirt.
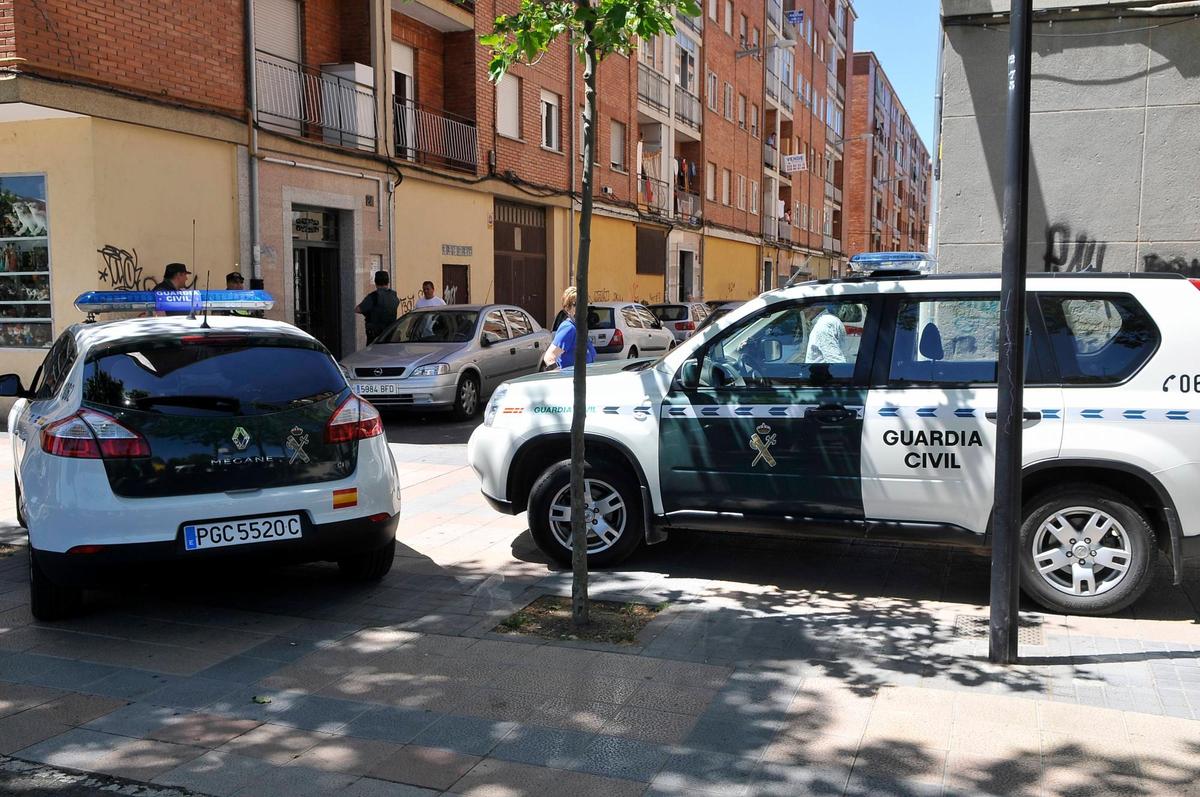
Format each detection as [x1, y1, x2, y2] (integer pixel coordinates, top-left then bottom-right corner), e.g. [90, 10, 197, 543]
[415, 280, 447, 308]
[802, 303, 846, 364]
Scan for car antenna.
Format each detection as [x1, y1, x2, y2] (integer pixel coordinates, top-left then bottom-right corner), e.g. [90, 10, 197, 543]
[200, 270, 211, 329]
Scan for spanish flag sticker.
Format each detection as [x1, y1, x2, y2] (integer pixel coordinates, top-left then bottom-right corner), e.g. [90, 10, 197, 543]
[333, 488, 358, 509]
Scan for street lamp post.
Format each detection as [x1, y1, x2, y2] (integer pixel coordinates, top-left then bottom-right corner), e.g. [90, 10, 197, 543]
[735, 39, 795, 59]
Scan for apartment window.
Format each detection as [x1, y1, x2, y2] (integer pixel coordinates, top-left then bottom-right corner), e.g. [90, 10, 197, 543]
[610, 120, 626, 171]
[739, 14, 747, 43]
[706, 70, 719, 110]
[724, 1, 733, 34]
[497, 76, 521, 139]
[709, 0, 717, 21]
[540, 90, 560, 150]
[799, 203, 807, 231]
[752, 28, 759, 48]
[724, 83, 734, 120]
[721, 168, 731, 205]
[676, 35, 697, 92]
[750, 104, 759, 138]
[706, 162, 716, 201]
[750, 180, 759, 214]
[736, 174, 746, 210]
[737, 94, 746, 128]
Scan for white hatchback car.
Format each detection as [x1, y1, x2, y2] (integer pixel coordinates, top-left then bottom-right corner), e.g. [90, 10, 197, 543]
[471, 257, 1200, 616]
[3, 292, 402, 620]
[554, 301, 677, 361]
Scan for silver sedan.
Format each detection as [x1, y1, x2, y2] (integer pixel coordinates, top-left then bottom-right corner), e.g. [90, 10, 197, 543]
[340, 304, 551, 419]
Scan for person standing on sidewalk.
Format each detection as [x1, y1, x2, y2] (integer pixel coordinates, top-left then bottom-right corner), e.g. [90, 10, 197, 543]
[415, 280, 446, 308]
[543, 287, 596, 371]
[356, 270, 400, 344]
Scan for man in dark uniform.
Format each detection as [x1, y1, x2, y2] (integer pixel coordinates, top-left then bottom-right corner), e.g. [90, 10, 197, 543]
[153, 262, 193, 316]
[355, 270, 400, 344]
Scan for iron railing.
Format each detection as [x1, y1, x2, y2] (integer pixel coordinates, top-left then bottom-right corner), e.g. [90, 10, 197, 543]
[781, 82, 794, 112]
[255, 51, 377, 150]
[768, 0, 783, 31]
[394, 98, 478, 172]
[675, 188, 701, 225]
[764, 142, 778, 170]
[638, 174, 670, 217]
[637, 63, 671, 115]
[675, 10, 702, 34]
[674, 85, 701, 129]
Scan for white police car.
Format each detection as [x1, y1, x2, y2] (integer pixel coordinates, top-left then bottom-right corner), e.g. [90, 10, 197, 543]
[468, 253, 1200, 615]
[3, 291, 402, 620]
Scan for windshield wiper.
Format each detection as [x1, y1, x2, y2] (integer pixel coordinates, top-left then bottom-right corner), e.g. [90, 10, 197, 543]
[133, 395, 242, 413]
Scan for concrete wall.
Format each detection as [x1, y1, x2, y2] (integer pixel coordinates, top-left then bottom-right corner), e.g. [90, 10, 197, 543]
[703, 234, 760, 301]
[936, 4, 1200, 275]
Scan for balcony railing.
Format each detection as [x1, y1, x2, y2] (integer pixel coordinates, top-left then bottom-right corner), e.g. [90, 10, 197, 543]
[675, 188, 702, 225]
[765, 66, 780, 102]
[638, 174, 670, 217]
[674, 85, 701, 129]
[675, 10, 702, 34]
[781, 83, 793, 112]
[763, 216, 778, 241]
[637, 63, 671, 115]
[768, 0, 783, 31]
[763, 143, 778, 170]
[394, 98, 478, 172]
[255, 51, 377, 150]
[778, 219, 793, 243]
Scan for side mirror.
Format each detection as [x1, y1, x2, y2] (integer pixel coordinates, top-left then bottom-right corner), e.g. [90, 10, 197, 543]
[762, 339, 783, 362]
[481, 332, 501, 348]
[0, 373, 30, 398]
[678, 360, 700, 390]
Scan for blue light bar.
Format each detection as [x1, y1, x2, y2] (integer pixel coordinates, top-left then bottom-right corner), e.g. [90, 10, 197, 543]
[75, 290, 275, 314]
[848, 251, 937, 275]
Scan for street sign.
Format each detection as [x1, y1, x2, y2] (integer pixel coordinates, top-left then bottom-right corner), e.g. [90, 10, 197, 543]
[786, 9, 804, 25]
[781, 153, 807, 173]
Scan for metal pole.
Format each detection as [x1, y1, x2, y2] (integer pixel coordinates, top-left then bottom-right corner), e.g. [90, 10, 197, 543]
[989, 0, 1033, 665]
[244, 0, 262, 283]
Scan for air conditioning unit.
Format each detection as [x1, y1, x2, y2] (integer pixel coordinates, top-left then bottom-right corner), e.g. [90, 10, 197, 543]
[320, 62, 376, 150]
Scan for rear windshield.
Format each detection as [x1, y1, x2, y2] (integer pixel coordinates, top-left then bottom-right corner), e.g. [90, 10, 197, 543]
[651, 305, 689, 322]
[583, 307, 616, 329]
[83, 340, 346, 416]
[377, 311, 477, 343]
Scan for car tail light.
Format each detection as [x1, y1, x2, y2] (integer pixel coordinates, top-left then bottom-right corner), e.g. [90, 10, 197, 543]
[1190, 279, 1200, 292]
[326, 395, 384, 443]
[674, 321, 696, 331]
[610, 328, 624, 350]
[42, 409, 150, 459]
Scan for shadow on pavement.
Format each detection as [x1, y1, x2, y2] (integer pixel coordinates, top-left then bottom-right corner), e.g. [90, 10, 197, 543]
[381, 410, 479, 446]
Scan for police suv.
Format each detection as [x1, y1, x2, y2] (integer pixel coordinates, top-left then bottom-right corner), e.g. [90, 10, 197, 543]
[3, 291, 402, 621]
[468, 254, 1200, 615]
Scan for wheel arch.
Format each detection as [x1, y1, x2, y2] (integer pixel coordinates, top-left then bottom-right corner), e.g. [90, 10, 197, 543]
[1021, 459, 1183, 584]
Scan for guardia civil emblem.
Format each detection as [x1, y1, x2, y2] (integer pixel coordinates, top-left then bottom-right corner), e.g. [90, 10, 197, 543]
[285, 426, 311, 464]
[750, 423, 777, 468]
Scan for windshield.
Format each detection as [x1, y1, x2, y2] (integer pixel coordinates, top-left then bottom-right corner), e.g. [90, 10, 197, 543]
[650, 305, 689, 322]
[83, 341, 345, 416]
[376, 310, 478, 343]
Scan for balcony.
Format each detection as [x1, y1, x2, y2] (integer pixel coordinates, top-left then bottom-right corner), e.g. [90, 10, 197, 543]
[763, 142, 778, 170]
[674, 85, 701, 130]
[762, 215, 778, 241]
[394, 99, 478, 172]
[781, 84, 793, 113]
[778, 219, 793, 243]
[675, 9, 702, 34]
[675, 188, 702, 225]
[765, 66, 780, 102]
[255, 51, 377, 150]
[638, 174, 670, 218]
[638, 63, 671, 115]
[768, 0, 783, 32]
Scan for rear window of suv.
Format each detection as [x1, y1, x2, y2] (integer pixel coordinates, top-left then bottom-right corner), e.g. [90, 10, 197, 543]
[651, 305, 689, 322]
[82, 338, 346, 416]
[1038, 294, 1159, 384]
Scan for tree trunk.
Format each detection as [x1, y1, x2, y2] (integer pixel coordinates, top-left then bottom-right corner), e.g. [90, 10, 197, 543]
[570, 14, 598, 628]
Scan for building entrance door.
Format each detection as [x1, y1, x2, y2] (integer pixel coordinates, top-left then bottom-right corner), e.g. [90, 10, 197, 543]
[292, 208, 343, 357]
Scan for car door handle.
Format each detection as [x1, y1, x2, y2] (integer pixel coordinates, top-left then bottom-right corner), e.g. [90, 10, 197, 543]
[509, 347, 517, 355]
[533, 342, 540, 349]
[984, 410, 1042, 421]
[806, 404, 852, 423]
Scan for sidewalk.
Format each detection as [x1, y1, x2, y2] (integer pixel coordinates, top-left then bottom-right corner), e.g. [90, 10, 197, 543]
[0, 433, 1198, 796]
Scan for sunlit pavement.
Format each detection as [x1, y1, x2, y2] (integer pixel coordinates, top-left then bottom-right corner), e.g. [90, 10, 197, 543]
[1, 416, 1199, 796]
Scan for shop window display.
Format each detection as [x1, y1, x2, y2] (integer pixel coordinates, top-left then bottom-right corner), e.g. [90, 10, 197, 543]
[0, 175, 51, 347]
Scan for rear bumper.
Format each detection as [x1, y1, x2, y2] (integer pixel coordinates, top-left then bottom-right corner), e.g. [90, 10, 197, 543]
[36, 512, 399, 587]
[482, 491, 518, 515]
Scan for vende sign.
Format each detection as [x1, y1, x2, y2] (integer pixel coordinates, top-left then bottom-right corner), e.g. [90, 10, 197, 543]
[782, 153, 808, 173]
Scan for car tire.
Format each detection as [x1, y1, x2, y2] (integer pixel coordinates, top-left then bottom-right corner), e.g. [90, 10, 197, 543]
[14, 477, 26, 529]
[338, 538, 396, 582]
[1019, 484, 1155, 616]
[528, 458, 643, 567]
[29, 551, 83, 622]
[627, 346, 639, 359]
[451, 373, 480, 420]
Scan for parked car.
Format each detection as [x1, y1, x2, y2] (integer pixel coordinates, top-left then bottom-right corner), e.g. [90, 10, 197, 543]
[554, 301, 677, 361]
[695, 301, 745, 334]
[469, 254, 1200, 616]
[341, 304, 550, 419]
[649, 302, 711, 343]
[3, 291, 402, 621]
[704, 299, 732, 312]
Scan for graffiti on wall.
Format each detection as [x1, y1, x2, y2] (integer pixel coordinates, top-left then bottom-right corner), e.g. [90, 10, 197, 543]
[1044, 223, 1106, 272]
[97, 245, 198, 291]
[1144, 253, 1200, 278]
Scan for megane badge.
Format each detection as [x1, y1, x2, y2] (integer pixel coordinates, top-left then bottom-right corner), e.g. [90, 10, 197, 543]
[231, 426, 250, 451]
[285, 426, 311, 464]
[750, 423, 777, 468]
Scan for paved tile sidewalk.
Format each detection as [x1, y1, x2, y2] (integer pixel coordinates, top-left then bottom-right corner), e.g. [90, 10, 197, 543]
[1, 432, 1199, 795]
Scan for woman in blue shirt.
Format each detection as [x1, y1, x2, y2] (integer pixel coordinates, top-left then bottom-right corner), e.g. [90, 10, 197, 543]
[543, 287, 597, 370]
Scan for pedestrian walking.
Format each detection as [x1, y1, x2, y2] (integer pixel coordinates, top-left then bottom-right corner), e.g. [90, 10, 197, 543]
[543, 287, 596, 371]
[356, 270, 400, 344]
[415, 280, 446, 308]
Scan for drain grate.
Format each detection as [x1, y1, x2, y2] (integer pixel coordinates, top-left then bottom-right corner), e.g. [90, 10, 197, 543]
[953, 614, 1044, 645]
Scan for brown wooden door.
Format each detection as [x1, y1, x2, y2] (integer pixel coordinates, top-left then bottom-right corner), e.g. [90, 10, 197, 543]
[442, 264, 469, 304]
[493, 201, 547, 325]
